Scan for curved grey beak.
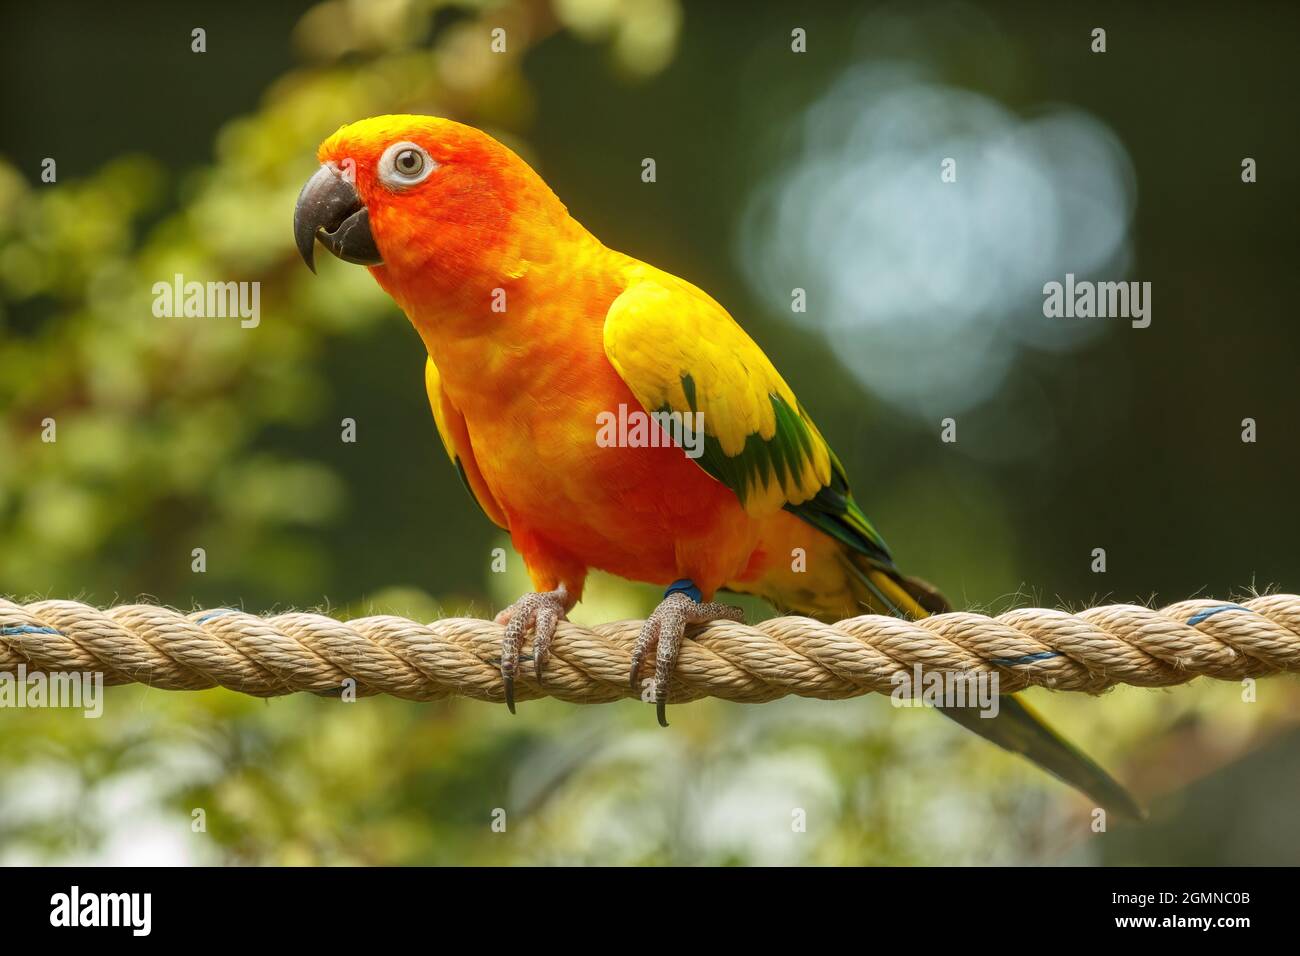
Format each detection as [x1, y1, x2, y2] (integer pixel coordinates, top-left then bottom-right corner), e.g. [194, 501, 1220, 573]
[293, 164, 382, 272]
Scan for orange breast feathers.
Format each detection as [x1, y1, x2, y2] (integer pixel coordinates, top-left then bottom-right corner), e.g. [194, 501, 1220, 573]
[420, 264, 762, 598]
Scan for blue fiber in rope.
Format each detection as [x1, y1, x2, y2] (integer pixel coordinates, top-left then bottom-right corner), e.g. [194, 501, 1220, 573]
[1187, 604, 1250, 626]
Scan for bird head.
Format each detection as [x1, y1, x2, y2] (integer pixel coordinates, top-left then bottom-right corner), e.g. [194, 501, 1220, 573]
[294, 115, 566, 292]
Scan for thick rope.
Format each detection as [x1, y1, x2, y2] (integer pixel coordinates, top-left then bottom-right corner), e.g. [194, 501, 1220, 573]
[1, 595, 1297, 705]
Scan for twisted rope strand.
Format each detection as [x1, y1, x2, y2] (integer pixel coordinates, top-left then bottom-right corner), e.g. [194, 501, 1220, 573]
[1, 595, 1297, 705]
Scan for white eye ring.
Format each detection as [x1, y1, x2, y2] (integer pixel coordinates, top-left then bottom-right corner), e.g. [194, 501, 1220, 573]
[378, 141, 437, 188]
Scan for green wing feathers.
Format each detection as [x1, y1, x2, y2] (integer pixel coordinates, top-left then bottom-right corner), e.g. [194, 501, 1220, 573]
[682, 389, 833, 512]
[603, 271, 833, 515]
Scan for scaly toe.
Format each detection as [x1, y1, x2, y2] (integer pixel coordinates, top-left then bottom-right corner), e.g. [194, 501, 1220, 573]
[644, 590, 744, 727]
[495, 586, 572, 712]
[629, 615, 662, 690]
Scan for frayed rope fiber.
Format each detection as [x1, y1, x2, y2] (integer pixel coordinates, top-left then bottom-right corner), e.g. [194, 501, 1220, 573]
[1, 595, 1298, 704]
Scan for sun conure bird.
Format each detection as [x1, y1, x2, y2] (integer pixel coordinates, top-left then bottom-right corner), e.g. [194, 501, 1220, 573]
[294, 115, 1141, 819]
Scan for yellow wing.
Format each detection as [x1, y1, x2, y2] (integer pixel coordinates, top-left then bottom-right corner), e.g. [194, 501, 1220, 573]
[424, 357, 508, 529]
[601, 267, 831, 499]
[603, 267, 894, 565]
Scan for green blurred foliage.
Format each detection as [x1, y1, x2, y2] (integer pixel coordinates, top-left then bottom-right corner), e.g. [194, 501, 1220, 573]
[1, 0, 1297, 864]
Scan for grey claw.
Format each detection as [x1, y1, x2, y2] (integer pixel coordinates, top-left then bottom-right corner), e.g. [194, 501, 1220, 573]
[635, 590, 743, 728]
[495, 586, 572, 712]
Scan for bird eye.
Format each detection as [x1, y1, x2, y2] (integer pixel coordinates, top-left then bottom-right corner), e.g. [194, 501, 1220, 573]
[378, 141, 436, 188]
[395, 149, 423, 176]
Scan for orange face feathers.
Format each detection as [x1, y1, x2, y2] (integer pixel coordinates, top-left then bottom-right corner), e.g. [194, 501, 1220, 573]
[312, 115, 570, 290]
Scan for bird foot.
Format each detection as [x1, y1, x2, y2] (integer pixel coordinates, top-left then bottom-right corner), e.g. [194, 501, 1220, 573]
[494, 584, 575, 713]
[628, 581, 744, 727]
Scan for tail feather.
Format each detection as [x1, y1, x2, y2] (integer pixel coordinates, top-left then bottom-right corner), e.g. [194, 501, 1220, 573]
[840, 555, 1145, 820]
[939, 694, 1146, 820]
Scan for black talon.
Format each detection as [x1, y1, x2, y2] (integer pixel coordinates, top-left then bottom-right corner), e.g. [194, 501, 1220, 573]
[657, 699, 669, 728]
[504, 675, 516, 714]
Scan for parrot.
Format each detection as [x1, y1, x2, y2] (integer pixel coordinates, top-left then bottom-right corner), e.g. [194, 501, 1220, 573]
[293, 115, 1142, 819]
